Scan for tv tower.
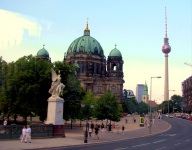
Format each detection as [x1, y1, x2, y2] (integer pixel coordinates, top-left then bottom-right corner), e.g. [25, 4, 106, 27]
[162, 7, 171, 101]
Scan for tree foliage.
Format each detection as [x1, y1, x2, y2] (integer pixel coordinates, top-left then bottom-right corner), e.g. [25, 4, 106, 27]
[94, 90, 122, 122]
[0, 56, 85, 123]
[122, 97, 139, 114]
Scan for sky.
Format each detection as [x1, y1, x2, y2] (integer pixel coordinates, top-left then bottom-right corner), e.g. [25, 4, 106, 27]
[0, 0, 191, 104]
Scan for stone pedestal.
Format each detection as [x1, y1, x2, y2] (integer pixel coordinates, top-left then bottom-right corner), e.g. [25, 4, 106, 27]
[45, 96, 65, 137]
[53, 125, 65, 137]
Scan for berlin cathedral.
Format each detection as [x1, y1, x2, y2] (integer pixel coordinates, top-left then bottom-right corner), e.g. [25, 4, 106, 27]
[36, 22, 124, 102]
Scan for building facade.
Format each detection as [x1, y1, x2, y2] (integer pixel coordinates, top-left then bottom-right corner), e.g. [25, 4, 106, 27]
[64, 23, 124, 102]
[136, 84, 144, 102]
[182, 76, 192, 112]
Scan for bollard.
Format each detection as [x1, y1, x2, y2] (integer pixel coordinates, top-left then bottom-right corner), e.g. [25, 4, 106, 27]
[84, 130, 88, 143]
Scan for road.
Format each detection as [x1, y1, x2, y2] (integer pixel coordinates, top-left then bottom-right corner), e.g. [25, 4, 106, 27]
[38, 115, 192, 150]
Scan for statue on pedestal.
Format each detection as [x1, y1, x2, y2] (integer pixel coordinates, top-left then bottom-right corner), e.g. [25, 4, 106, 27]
[49, 68, 65, 98]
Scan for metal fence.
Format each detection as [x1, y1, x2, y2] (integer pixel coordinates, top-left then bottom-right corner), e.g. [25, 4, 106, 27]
[0, 124, 53, 140]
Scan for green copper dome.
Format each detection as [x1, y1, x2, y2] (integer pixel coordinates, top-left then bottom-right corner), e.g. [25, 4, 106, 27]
[67, 23, 104, 57]
[37, 46, 49, 57]
[109, 46, 122, 57]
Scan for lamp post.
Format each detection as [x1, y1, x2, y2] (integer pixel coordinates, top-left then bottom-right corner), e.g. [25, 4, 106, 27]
[81, 101, 94, 143]
[149, 76, 161, 134]
[168, 90, 175, 114]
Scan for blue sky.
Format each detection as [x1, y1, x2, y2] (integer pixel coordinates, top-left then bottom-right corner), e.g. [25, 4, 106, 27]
[0, 0, 191, 103]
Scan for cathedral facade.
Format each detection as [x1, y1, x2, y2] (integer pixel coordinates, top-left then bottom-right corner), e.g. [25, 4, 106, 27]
[64, 23, 124, 102]
[36, 23, 124, 102]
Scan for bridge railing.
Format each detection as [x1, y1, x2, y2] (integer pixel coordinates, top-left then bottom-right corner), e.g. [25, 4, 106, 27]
[0, 124, 53, 140]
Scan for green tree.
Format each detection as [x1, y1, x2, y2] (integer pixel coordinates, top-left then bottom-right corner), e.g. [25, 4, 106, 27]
[138, 101, 148, 114]
[0, 55, 52, 122]
[55, 61, 85, 125]
[94, 90, 123, 122]
[122, 97, 138, 114]
[81, 90, 97, 120]
[170, 95, 182, 112]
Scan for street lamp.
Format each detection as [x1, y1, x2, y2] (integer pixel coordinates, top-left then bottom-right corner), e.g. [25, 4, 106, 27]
[149, 76, 161, 134]
[81, 101, 94, 143]
[168, 90, 175, 114]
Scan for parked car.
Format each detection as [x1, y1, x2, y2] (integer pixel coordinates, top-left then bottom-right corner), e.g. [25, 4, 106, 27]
[169, 114, 174, 118]
[187, 117, 192, 121]
[181, 115, 187, 119]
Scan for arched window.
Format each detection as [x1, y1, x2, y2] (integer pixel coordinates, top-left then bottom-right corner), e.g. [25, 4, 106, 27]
[94, 47, 98, 54]
[112, 63, 117, 71]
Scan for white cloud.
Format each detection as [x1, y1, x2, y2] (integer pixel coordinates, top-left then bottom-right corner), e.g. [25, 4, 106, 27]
[0, 9, 42, 48]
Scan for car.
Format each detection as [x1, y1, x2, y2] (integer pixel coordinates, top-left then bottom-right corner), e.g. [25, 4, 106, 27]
[176, 115, 182, 118]
[181, 115, 187, 119]
[169, 115, 174, 118]
[187, 117, 192, 121]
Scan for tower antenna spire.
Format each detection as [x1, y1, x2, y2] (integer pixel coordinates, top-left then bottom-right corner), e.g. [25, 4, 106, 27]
[165, 7, 167, 38]
[85, 18, 89, 30]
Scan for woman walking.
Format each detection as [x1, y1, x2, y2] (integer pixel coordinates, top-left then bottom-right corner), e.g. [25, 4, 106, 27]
[94, 124, 99, 140]
[21, 126, 27, 142]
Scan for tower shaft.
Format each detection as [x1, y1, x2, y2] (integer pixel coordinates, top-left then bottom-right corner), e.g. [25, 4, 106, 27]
[164, 54, 169, 101]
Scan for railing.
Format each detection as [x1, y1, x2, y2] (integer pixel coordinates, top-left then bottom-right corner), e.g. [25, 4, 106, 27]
[0, 124, 53, 140]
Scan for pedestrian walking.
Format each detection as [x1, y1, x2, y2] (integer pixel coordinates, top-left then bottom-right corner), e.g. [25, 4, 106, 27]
[116, 124, 120, 134]
[108, 123, 112, 133]
[25, 125, 32, 143]
[88, 128, 92, 137]
[101, 123, 104, 133]
[90, 121, 94, 132]
[125, 118, 128, 124]
[20, 125, 27, 142]
[94, 124, 99, 140]
[158, 115, 161, 125]
[122, 125, 125, 135]
[3, 119, 7, 126]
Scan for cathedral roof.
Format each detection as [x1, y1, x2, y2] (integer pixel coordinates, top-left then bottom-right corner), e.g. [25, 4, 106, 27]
[66, 22, 104, 57]
[37, 45, 49, 58]
[109, 45, 122, 57]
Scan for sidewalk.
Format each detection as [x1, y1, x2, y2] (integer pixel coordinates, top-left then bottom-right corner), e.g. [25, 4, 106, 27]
[0, 116, 171, 150]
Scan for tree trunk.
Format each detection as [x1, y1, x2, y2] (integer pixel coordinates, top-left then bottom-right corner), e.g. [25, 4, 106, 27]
[70, 119, 73, 129]
[14, 113, 17, 123]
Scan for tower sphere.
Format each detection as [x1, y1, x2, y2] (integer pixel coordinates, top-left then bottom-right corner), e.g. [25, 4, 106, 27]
[162, 44, 171, 54]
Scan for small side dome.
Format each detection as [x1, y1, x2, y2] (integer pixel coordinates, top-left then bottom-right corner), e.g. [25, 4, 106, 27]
[37, 47, 49, 57]
[36, 45, 51, 61]
[109, 46, 122, 57]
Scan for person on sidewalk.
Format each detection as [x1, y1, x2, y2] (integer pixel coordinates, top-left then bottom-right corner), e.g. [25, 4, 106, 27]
[101, 123, 104, 133]
[108, 123, 112, 133]
[88, 128, 92, 137]
[90, 121, 94, 133]
[94, 124, 99, 140]
[116, 124, 120, 134]
[21, 125, 27, 142]
[3, 119, 7, 126]
[25, 125, 32, 143]
[122, 125, 125, 135]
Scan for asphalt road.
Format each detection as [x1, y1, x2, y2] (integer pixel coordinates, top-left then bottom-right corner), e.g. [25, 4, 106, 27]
[40, 115, 192, 150]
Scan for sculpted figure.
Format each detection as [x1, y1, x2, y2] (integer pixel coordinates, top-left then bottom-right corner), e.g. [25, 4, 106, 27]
[49, 68, 65, 97]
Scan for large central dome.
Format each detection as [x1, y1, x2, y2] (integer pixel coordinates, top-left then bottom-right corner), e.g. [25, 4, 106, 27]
[67, 23, 104, 57]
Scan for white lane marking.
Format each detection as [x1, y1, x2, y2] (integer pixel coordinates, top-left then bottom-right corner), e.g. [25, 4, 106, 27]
[155, 147, 167, 150]
[186, 139, 191, 142]
[153, 139, 165, 143]
[174, 143, 181, 145]
[132, 143, 151, 147]
[113, 147, 129, 150]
